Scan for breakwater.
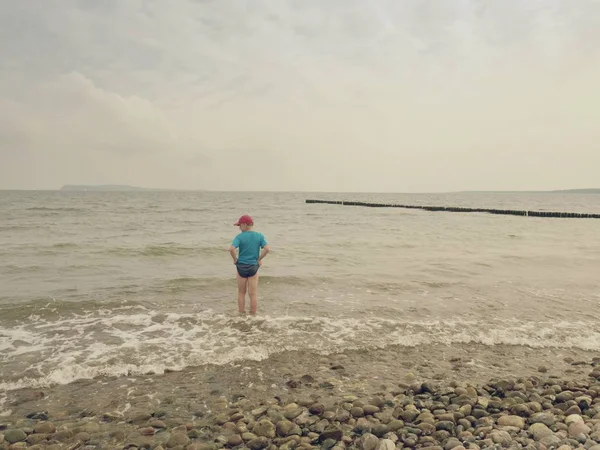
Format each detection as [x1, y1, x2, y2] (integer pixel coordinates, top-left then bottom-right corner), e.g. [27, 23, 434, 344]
[305, 200, 600, 219]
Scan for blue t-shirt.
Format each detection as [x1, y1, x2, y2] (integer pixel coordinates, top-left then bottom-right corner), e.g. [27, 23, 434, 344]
[232, 231, 268, 265]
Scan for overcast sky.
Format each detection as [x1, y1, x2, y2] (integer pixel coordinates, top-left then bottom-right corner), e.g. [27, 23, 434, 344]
[1, 0, 598, 192]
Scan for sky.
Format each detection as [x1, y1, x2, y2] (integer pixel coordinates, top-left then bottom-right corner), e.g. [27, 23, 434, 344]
[0, 0, 599, 192]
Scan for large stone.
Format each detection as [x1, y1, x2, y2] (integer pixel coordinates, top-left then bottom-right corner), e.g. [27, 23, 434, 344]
[565, 405, 582, 415]
[4, 429, 27, 444]
[359, 433, 380, 450]
[372, 424, 389, 438]
[498, 415, 525, 429]
[565, 414, 584, 426]
[247, 436, 269, 450]
[491, 430, 513, 446]
[53, 429, 73, 441]
[400, 410, 419, 423]
[284, 408, 303, 420]
[320, 427, 343, 442]
[363, 405, 380, 415]
[555, 391, 573, 403]
[150, 420, 167, 429]
[139, 427, 155, 436]
[227, 435, 243, 447]
[242, 432, 257, 441]
[538, 434, 561, 447]
[444, 438, 463, 450]
[568, 421, 591, 437]
[354, 418, 372, 434]
[352, 407, 366, 418]
[26, 434, 48, 445]
[335, 410, 351, 422]
[436, 421, 455, 433]
[33, 422, 55, 434]
[387, 420, 404, 432]
[167, 432, 190, 448]
[309, 404, 325, 415]
[253, 419, 276, 439]
[529, 423, 554, 440]
[418, 423, 436, 434]
[530, 413, 555, 427]
[377, 439, 395, 450]
[276, 420, 295, 437]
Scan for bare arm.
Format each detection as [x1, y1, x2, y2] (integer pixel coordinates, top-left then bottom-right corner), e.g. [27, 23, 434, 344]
[229, 245, 238, 264]
[258, 245, 270, 265]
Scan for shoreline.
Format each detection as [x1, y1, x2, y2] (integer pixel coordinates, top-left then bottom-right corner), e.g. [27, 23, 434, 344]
[1, 343, 600, 449]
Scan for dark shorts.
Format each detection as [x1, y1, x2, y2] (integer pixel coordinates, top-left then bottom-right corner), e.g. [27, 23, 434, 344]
[236, 263, 259, 278]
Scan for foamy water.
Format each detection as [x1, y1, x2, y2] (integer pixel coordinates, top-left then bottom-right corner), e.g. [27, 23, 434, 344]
[1, 190, 600, 397]
[2, 308, 600, 394]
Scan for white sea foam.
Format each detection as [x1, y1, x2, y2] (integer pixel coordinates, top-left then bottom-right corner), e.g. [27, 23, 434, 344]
[1, 309, 600, 393]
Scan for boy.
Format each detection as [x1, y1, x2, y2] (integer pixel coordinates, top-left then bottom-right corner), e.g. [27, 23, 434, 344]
[229, 215, 270, 314]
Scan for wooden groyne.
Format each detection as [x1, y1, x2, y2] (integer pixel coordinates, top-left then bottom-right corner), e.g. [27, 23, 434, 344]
[305, 199, 600, 219]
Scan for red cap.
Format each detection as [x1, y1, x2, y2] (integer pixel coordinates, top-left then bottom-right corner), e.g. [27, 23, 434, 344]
[234, 215, 253, 226]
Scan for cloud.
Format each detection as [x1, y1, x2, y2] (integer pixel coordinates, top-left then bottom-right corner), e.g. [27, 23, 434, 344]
[23, 72, 177, 155]
[1, 0, 600, 191]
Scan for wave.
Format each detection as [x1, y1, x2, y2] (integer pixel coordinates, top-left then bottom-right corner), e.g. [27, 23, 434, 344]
[0, 297, 148, 321]
[52, 242, 79, 249]
[158, 275, 327, 291]
[104, 244, 224, 257]
[25, 207, 86, 212]
[1, 311, 599, 393]
[0, 264, 45, 274]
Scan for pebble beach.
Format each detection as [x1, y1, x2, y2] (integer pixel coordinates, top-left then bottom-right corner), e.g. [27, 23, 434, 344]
[2, 343, 600, 450]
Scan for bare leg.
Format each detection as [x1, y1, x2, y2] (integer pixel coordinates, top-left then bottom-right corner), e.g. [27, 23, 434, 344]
[236, 273, 248, 313]
[247, 273, 259, 315]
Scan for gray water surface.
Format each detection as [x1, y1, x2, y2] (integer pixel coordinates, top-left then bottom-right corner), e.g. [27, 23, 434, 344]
[1, 190, 599, 393]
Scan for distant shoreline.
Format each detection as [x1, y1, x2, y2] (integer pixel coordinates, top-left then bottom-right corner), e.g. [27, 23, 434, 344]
[456, 189, 600, 194]
[56, 187, 600, 194]
[0, 187, 598, 193]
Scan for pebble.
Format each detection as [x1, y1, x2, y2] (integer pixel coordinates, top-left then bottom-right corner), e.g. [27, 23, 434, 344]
[530, 412, 556, 427]
[569, 421, 591, 437]
[490, 430, 513, 446]
[351, 407, 365, 418]
[33, 421, 55, 434]
[497, 415, 525, 429]
[565, 413, 584, 425]
[227, 434, 243, 446]
[167, 431, 190, 447]
[529, 423, 554, 440]
[3, 429, 27, 444]
[150, 419, 168, 429]
[359, 433, 379, 450]
[363, 405, 380, 415]
[253, 419, 276, 438]
[377, 438, 395, 450]
[320, 427, 343, 442]
[247, 436, 269, 449]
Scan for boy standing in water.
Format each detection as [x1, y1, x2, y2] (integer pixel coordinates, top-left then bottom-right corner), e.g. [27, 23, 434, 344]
[229, 215, 270, 315]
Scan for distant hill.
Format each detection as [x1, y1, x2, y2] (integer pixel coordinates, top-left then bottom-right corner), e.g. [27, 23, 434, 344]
[60, 185, 157, 192]
[549, 189, 600, 194]
[460, 189, 600, 194]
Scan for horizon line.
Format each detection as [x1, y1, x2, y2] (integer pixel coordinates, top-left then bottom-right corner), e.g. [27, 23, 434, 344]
[1, 188, 599, 194]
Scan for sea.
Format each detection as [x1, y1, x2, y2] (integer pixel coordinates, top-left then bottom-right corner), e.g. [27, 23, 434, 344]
[1, 190, 600, 408]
